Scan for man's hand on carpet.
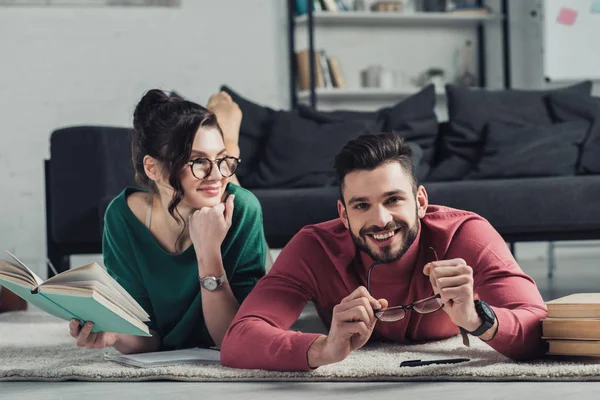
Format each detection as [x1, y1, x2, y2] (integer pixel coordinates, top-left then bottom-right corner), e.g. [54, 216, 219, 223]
[69, 319, 119, 349]
[423, 258, 481, 332]
[307, 286, 388, 368]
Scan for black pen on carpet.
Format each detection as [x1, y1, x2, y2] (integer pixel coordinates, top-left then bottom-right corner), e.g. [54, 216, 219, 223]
[400, 358, 470, 367]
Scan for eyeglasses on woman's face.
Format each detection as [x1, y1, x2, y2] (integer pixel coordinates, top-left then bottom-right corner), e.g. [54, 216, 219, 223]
[187, 156, 241, 179]
[367, 247, 444, 322]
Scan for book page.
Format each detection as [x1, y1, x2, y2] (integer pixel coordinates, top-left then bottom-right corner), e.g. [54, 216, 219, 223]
[104, 348, 220, 368]
[0, 263, 35, 287]
[41, 280, 149, 322]
[42, 262, 148, 318]
[3, 251, 44, 287]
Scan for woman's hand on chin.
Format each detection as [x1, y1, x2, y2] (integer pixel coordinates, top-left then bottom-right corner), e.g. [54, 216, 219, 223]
[189, 194, 235, 261]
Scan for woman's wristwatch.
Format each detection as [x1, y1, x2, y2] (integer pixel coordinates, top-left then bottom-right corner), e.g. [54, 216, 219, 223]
[200, 274, 227, 291]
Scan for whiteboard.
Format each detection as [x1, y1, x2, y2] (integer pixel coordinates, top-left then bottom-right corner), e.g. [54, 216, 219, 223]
[543, 0, 600, 82]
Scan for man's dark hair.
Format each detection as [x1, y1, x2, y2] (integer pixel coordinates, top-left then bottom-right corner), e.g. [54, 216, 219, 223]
[334, 133, 417, 203]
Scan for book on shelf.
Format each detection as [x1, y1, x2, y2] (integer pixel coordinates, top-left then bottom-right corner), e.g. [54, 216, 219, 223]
[319, 50, 333, 88]
[542, 318, 600, 340]
[547, 339, 600, 357]
[371, 1, 403, 12]
[334, 0, 346, 11]
[295, 0, 323, 16]
[321, 0, 339, 12]
[546, 293, 600, 319]
[104, 348, 220, 368]
[327, 56, 346, 88]
[448, 6, 491, 15]
[296, 49, 326, 90]
[0, 251, 151, 337]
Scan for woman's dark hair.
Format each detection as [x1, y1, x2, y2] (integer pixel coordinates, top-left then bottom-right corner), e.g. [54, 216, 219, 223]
[333, 133, 417, 203]
[132, 89, 223, 222]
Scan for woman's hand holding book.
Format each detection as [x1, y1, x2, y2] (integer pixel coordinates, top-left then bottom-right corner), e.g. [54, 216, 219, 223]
[69, 319, 119, 349]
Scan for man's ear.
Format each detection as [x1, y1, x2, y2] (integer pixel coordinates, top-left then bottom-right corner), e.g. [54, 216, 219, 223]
[416, 185, 429, 219]
[143, 155, 161, 182]
[337, 199, 349, 230]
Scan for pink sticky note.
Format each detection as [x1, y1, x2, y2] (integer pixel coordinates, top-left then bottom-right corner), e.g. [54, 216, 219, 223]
[557, 7, 578, 25]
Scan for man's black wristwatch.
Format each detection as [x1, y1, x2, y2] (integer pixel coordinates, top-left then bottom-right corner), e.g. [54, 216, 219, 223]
[465, 300, 496, 336]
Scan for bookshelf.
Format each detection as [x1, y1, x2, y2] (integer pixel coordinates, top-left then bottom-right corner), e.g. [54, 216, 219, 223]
[295, 10, 503, 26]
[297, 87, 446, 101]
[287, 0, 510, 110]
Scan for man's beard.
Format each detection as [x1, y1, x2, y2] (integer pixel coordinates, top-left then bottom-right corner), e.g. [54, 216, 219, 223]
[348, 208, 419, 264]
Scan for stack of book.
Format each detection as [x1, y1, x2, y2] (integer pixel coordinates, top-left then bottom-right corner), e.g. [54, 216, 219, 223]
[296, 49, 346, 90]
[543, 293, 600, 356]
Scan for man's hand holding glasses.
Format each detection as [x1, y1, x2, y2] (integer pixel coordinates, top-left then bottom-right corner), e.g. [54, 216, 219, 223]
[423, 254, 498, 341]
[307, 286, 388, 368]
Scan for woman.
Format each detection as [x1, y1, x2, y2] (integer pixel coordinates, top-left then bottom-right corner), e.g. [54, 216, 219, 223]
[68, 89, 267, 353]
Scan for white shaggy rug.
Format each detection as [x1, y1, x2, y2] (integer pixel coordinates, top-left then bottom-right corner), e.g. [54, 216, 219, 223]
[1, 311, 600, 382]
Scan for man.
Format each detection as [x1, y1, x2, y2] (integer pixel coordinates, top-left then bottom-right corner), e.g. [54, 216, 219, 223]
[221, 133, 547, 371]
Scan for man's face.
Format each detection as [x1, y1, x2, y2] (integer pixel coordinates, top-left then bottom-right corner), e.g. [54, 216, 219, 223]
[338, 162, 428, 264]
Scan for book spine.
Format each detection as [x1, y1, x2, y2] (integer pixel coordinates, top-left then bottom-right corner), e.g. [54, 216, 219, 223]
[327, 56, 346, 88]
[319, 50, 333, 88]
[322, 0, 339, 12]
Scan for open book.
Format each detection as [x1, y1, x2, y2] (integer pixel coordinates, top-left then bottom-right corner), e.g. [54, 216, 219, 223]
[0, 251, 150, 337]
[104, 348, 221, 368]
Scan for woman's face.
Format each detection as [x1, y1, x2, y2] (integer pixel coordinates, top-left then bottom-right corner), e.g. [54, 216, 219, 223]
[179, 126, 230, 210]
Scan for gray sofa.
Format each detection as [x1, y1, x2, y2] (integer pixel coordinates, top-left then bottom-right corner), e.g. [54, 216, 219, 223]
[45, 83, 600, 277]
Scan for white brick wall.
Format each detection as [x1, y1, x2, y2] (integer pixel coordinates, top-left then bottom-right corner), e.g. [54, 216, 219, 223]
[0, 0, 288, 277]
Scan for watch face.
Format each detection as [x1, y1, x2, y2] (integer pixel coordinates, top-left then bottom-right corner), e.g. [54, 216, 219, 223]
[203, 277, 218, 291]
[479, 301, 494, 320]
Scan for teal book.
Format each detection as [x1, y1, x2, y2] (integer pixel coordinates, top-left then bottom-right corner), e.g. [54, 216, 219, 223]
[0, 251, 151, 337]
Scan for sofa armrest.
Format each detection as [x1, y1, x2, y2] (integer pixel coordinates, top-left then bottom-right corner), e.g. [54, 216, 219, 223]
[48, 126, 136, 244]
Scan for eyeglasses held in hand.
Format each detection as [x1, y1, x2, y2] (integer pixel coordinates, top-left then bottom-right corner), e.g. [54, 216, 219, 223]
[187, 156, 241, 179]
[367, 247, 444, 322]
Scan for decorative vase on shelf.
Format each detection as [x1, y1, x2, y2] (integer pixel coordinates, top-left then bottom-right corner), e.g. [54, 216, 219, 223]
[456, 40, 477, 87]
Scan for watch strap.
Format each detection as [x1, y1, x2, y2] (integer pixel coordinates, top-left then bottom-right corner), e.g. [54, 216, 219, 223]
[463, 300, 496, 337]
[458, 301, 496, 345]
[459, 327, 471, 347]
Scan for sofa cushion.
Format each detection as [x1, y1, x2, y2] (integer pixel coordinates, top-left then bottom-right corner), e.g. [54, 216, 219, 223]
[246, 111, 376, 188]
[468, 120, 589, 179]
[49, 126, 136, 244]
[429, 81, 593, 181]
[548, 93, 600, 174]
[251, 176, 600, 247]
[297, 104, 383, 126]
[251, 186, 340, 248]
[220, 86, 275, 183]
[425, 176, 600, 237]
[296, 85, 438, 181]
[384, 84, 438, 181]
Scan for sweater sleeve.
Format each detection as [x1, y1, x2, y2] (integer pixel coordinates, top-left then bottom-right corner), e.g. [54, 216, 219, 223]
[447, 218, 548, 360]
[220, 230, 324, 371]
[225, 190, 267, 305]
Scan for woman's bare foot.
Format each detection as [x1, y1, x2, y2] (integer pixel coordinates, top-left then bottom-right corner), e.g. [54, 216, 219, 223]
[206, 91, 242, 158]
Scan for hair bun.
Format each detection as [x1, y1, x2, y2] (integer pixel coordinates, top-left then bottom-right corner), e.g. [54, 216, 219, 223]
[133, 89, 172, 134]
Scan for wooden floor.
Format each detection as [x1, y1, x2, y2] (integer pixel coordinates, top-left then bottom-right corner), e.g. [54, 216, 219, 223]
[2, 241, 600, 399]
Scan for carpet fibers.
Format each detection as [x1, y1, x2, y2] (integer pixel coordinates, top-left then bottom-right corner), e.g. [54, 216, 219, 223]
[1, 312, 599, 382]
